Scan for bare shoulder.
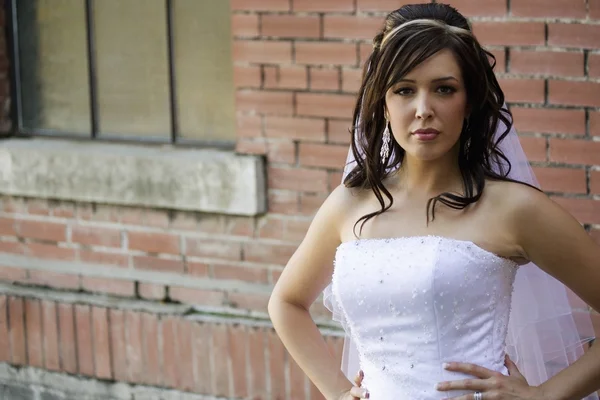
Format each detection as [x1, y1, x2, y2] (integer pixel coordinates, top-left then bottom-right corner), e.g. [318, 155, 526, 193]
[483, 178, 548, 217]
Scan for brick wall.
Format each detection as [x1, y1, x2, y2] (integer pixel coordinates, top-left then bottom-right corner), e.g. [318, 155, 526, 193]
[1, 0, 599, 399]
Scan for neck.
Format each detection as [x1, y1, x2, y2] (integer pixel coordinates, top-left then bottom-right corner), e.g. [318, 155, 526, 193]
[394, 152, 463, 197]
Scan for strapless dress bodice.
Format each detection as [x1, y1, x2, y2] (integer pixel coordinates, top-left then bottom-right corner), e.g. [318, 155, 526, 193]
[331, 236, 519, 399]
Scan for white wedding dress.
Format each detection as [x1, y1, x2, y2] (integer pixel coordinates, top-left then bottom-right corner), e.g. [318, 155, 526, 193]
[331, 235, 519, 399]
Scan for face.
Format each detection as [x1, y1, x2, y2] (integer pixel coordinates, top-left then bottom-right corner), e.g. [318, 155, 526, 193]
[384, 49, 469, 162]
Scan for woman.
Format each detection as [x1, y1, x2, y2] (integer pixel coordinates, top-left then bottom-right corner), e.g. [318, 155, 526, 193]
[268, 4, 600, 400]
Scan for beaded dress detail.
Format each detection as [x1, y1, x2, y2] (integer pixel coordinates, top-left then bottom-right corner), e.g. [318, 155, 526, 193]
[332, 236, 518, 399]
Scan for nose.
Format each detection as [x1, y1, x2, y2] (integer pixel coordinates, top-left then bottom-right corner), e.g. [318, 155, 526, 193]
[415, 93, 434, 120]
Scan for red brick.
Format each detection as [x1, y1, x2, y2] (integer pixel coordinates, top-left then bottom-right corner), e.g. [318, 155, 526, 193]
[26, 199, 50, 216]
[28, 242, 77, 261]
[589, 54, 600, 78]
[262, 15, 320, 38]
[125, 310, 143, 383]
[169, 287, 225, 306]
[551, 197, 600, 225]
[28, 270, 80, 290]
[0, 265, 27, 283]
[231, 0, 289, 11]
[324, 16, 383, 40]
[176, 319, 196, 392]
[0, 296, 8, 363]
[472, 22, 545, 46]
[310, 67, 340, 91]
[264, 65, 308, 90]
[133, 255, 184, 273]
[239, 139, 297, 165]
[549, 138, 600, 165]
[299, 143, 349, 169]
[592, 112, 600, 136]
[57, 303, 77, 374]
[549, 81, 600, 108]
[75, 304, 94, 376]
[187, 261, 209, 276]
[548, 24, 600, 49]
[141, 313, 161, 386]
[233, 40, 292, 64]
[185, 237, 243, 260]
[0, 217, 16, 236]
[25, 299, 44, 368]
[268, 167, 329, 192]
[342, 68, 362, 93]
[297, 93, 356, 118]
[243, 241, 297, 265]
[161, 316, 178, 388]
[51, 204, 76, 218]
[213, 263, 269, 283]
[16, 220, 66, 242]
[498, 78, 545, 104]
[211, 324, 231, 397]
[267, 330, 286, 400]
[285, 219, 312, 242]
[519, 136, 547, 163]
[71, 225, 122, 248]
[228, 292, 270, 313]
[532, 167, 586, 194]
[293, 0, 355, 12]
[510, 50, 583, 77]
[191, 322, 212, 393]
[8, 297, 26, 365]
[247, 327, 267, 399]
[234, 65, 261, 88]
[295, 42, 358, 66]
[138, 282, 167, 300]
[357, 0, 419, 11]
[92, 307, 112, 379]
[360, 43, 373, 67]
[328, 119, 354, 144]
[236, 90, 294, 115]
[512, 0, 586, 18]
[264, 116, 326, 142]
[231, 14, 259, 37]
[329, 171, 344, 189]
[81, 276, 135, 297]
[268, 190, 300, 215]
[128, 231, 180, 255]
[78, 249, 129, 268]
[511, 107, 585, 136]
[590, 171, 600, 195]
[0, 240, 25, 255]
[299, 192, 329, 216]
[591, 0, 600, 18]
[229, 324, 248, 398]
[41, 300, 60, 371]
[142, 210, 171, 229]
[444, 0, 506, 16]
[108, 309, 127, 381]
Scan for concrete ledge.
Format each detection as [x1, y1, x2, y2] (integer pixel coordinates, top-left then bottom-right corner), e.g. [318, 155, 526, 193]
[0, 138, 266, 216]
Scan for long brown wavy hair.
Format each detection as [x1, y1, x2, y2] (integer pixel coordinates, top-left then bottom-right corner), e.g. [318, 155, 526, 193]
[346, 3, 533, 235]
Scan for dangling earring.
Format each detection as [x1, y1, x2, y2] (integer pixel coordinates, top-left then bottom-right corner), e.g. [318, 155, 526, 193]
[380, 120, 391, 165]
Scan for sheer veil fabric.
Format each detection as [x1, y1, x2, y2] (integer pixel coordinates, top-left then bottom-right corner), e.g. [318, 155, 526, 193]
[322, 105, 598, 399]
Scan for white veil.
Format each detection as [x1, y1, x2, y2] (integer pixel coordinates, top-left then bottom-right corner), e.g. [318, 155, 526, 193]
[322, 106, 598, 398]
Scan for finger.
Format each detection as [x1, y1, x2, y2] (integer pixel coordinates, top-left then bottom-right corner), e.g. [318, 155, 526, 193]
[435, 378, 490, 392]
[349, 386, 369, 399]
[354, 370, 364, 387]
[443, 362, 501, 379]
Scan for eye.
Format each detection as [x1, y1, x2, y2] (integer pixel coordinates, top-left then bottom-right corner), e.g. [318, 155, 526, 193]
[394, 87, 414, 96]
[437, 86, 457, 95]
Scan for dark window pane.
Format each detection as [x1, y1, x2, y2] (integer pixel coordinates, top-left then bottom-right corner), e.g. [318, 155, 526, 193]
[17, 0, 91, 135]
[173, 0, 235, 142]
[93, 0, 170, 139]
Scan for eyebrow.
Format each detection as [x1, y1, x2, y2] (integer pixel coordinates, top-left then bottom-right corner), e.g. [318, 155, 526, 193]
[397, 76, 459, 83]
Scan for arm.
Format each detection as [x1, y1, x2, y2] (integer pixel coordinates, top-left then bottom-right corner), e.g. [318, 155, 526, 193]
[512, 188, 600, 400]
[267, 185, 360, 400]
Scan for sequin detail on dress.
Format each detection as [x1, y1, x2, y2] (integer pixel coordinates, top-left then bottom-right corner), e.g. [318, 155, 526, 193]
[332, 236, 518, 400]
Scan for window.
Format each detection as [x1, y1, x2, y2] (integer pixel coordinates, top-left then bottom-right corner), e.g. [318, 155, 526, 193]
[10, 0, 236, 146]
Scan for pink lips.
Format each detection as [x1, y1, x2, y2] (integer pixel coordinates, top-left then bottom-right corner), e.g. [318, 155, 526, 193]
[412, 128, 440, 141]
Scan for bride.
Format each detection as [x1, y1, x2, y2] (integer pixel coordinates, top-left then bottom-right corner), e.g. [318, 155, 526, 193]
[268, 4, 600, 400]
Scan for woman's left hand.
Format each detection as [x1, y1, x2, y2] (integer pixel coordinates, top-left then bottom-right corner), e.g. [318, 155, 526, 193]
[435, 354, 547, 399]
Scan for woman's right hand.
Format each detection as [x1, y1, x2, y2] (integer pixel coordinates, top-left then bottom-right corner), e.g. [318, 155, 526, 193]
[338, 370, 370, 399]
